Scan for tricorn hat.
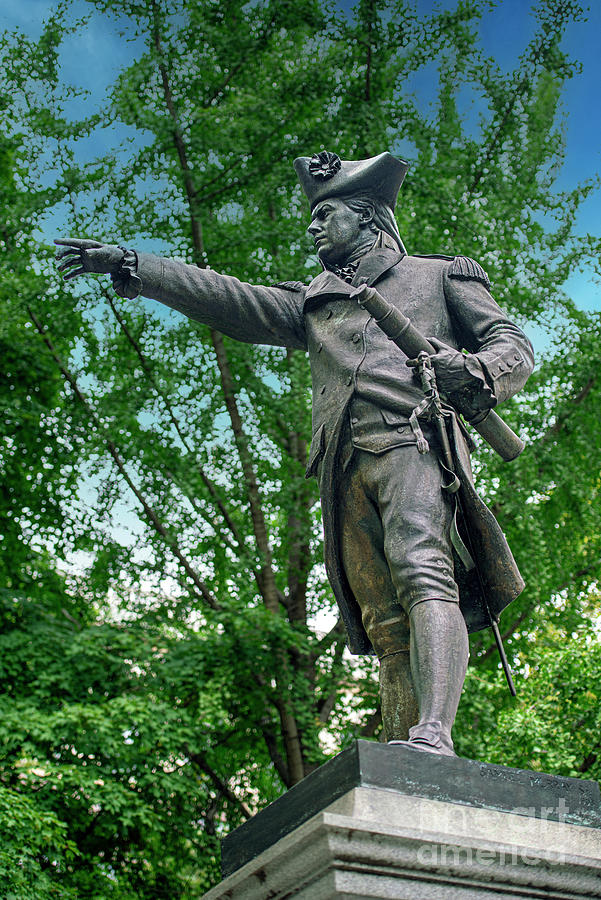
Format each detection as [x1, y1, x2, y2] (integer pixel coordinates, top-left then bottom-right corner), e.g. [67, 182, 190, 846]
[294, 151, 408, 210]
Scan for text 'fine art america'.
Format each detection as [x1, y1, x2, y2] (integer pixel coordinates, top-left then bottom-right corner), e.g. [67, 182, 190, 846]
[56, 151, 534, 757]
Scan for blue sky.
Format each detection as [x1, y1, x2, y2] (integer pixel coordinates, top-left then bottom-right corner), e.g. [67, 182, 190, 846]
[2, 0, 600, 314]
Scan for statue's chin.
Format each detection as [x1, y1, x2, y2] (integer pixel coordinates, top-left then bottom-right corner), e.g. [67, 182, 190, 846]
[318, 246, 344, 267]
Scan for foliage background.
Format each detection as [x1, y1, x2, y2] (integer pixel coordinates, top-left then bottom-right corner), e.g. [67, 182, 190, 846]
[1, 0, 600, 896]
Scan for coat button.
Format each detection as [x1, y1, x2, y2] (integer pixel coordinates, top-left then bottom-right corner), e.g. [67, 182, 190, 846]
[325, 309, 333, 319]
[317, 342, 323, 352]
[352, 333, 360, 343]
[351, 417, 359, 425]
[320, 384, 326, 394]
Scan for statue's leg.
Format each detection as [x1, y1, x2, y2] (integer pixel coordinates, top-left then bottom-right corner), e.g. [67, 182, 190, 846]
[379, 650, 419, 741]
[406, 599, 469, 755]
[338, 453, 418, 740]
[373, 444, 467, 755]
[338, 442, 468, 750]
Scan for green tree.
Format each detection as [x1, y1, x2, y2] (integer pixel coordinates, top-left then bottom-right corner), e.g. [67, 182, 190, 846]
[0, 62, 84, 900]
[1, 0, 600, 895]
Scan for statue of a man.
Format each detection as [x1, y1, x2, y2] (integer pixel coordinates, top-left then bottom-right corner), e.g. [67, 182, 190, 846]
[56, 151, 534, 756]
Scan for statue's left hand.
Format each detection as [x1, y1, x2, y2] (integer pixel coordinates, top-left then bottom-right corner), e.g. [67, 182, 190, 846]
[55, 238, 124, 281]
[407, 337, 494, 415]
[422, 337, 475, 394]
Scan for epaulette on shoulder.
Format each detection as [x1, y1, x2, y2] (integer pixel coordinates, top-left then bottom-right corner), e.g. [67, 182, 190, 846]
[271, 280, 306, 292]
[412, 253, 455, 261]
[448, 256, 490, 289]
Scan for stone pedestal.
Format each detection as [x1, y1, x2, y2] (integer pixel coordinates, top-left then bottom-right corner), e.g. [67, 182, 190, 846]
[203, 740, 601, 899]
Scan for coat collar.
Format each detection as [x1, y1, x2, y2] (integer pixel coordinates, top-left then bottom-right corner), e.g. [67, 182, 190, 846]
[354, 247, 405, 287]
[304, 247, 404, 308]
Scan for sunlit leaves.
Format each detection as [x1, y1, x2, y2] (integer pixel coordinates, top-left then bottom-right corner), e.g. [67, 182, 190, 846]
[1, 0, 600, 894]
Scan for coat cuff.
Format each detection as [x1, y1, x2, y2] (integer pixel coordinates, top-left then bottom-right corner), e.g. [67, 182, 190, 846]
[478, 347, 530, 405]
[111, 248, 142, 299]
[111, 251, 166, 300]
[466, 354, 496, 399]
[454, 354, 497, 418]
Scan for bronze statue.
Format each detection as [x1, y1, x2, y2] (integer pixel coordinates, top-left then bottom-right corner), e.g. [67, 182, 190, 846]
[56, 151, 534, 756]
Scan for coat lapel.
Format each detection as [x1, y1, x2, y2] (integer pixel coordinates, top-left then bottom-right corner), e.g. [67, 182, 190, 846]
[304, 269, 353, 301]
[303, 248, 405, 312]
[353, 248, 405, 287]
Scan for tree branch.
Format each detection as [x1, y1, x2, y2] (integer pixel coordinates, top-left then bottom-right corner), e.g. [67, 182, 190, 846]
[271, 694, 305, 786]
[364, 1, 373, 104]
[210, 331, 281, 612]
[149, 4, 304, 782]
[103, 286, 247, 551]
[284, 404, 311, 622]
[188, 750, 252, 819]
[27, 305, 221, 613]
[200, 12, 277, 111]
[151, 6, 205, 265]
[150, 7, 281, 615]
[259, 720, 290, 787]
[580, 750, 598, 775]
[458, 12, 578, 212]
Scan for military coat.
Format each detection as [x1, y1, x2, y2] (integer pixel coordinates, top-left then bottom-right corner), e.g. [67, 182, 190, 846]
[134, 248, 534, 654]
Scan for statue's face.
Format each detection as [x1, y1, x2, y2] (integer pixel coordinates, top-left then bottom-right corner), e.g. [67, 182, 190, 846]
[307, 197, 365, 265]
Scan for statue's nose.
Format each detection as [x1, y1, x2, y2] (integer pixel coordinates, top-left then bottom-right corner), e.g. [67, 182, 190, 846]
[307, 221, 320, 236]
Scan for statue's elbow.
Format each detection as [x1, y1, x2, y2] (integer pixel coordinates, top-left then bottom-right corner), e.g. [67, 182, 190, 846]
[523, 336, 535, 378]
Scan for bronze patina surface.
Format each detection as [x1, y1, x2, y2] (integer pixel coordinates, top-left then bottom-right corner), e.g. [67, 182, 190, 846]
[56, 151, 534, 755]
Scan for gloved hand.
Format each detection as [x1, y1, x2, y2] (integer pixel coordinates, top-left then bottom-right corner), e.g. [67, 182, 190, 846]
[55, 238, 125, 280]
[406, 337, 495, 419]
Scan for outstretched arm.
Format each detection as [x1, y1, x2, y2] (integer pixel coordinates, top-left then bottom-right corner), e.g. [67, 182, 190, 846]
[55, 239, 307, 350]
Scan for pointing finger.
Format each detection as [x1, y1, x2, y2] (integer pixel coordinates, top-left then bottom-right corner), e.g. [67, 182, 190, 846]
[54, 238, 103, 250]
[56, 247, 82, 261]
[57, 256, 82, 272]
[63, 267, 86, 280]
[56, 247, 86, 259]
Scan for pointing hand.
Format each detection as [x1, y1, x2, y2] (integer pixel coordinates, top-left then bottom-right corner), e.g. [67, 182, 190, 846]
[55, 238, 124, 281]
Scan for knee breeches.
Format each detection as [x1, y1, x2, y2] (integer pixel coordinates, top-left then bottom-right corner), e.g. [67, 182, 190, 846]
[338, 444, 459, 658]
